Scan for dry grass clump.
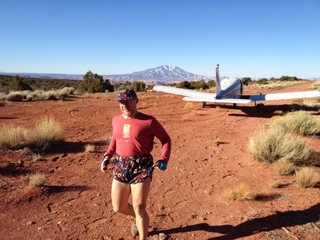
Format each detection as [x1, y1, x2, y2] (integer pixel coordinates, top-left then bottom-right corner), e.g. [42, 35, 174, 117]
[85, 144, 95, 153]
[57, 87, 75, 98]
[0, 117, 64, 150]
[248, 128, 312, 165]
[32, 153, 46, 162]
[30, 117, 64, 148]
[271, 111, 320, 136]
[269, 179, 284, 189]
[295, 167, 319, 188]
[272, 158, 295, 175]
[5, 91, 24, 101]
[250, 81, 306, 89]
[311, 81, 320, 90]
[28, 172, 46, 187]
[2, 88, 75, 102]
[224, 183, 255, 201]
[0, 125, 30, 149]
[184, 102, 195, 109]
[0, 92, 6, 101]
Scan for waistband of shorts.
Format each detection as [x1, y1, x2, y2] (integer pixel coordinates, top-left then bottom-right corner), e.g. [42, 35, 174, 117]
[116, 153, 152, 159]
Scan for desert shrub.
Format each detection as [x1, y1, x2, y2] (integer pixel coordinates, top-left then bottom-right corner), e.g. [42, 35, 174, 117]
[3, 89, 69, 101]
[248, 128, 312, 165]
[184, 102, 195, 109]
[5, 91, 24, 101]
[28, 172, 46, 187]
[0, 92, 6, 101]
[272, 158, 295, 175]
[311, 81, 320, 90]
[295, 167, 319, 188]
[32, 153, 45, 162]
[57, 87, 75, 98]
[9, 75, 33, 91]
[271, 111, 320, 136]
[131, 81, 146, 92]
[42, 90, 58, 100]
[79, 71, 107, 93]
[30, 117, 64, 148]
[224, 183, 255, 201]
[0, 125, 29, 149]
[84, 144, 95, 153]
[269, 179, 284, 188]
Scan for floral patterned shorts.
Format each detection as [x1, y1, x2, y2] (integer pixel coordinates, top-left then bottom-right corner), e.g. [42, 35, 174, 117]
[113, 154, 154, 184]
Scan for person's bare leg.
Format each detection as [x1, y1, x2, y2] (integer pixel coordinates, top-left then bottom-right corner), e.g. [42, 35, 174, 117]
[111, 179, 135, 217]
[131, 178, 151, 240]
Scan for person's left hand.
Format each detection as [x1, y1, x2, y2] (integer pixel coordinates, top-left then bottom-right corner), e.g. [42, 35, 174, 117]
[155, 160, 167, 171]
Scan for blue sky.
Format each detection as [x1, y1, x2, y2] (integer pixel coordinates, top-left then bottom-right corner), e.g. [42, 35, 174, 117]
[1, 0, 319, 78]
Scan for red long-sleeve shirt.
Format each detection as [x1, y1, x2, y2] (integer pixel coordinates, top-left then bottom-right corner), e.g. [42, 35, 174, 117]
[106, 113, 171, 162]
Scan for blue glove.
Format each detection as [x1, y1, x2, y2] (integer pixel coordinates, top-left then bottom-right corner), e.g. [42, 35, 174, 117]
[100, 154, 110, 172]
[155, 160, 167, 171]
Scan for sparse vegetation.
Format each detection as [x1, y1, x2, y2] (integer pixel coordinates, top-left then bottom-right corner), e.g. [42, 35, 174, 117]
[295, 167, 319, 188]
[0, 125, 30, 149]
[272, 158, 295, 175]
[28, 172, 46, 187]
[271, 111, 320, 136]
[0, 87, 77, 102]
[85, 144, 95, 153]
[224, 183, 255, 201]
[0, 117, 64, 150]
[248, 128, 312, 165]
[79, 71, 113, 93]
[32, 153, 45, 162]
[269, 178, 284, 189]
[30, 117, 64, 148]
[184, 102, 195, 109]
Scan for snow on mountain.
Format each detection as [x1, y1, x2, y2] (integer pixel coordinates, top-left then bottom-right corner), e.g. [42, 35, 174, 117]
[130, 65, 208, 81]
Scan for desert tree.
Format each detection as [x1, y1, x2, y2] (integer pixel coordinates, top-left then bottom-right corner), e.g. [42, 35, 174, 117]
[9, 75, 32, 91]
[79, 71, 105, 93]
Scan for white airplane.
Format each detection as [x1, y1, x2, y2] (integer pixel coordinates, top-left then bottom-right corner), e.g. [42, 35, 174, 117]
[153, 64, 320, 107]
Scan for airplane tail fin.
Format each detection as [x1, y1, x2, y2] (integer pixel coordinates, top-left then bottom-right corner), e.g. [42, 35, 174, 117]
[215, 64, 222, 97]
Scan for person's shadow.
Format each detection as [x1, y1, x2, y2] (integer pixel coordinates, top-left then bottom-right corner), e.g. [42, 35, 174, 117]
[150, 203, 320, 239]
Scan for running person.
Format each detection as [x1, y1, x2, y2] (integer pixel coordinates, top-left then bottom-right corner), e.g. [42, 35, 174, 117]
[101, 89, 171, 240]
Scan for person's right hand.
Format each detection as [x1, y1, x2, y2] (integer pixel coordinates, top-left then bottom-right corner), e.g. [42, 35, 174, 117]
[100, 154, 110, 173]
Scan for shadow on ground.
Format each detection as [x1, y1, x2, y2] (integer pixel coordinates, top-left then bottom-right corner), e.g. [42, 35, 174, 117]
[151, 203, 320, 239]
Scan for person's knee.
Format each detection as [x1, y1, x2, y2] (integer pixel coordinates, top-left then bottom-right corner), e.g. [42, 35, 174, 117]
[133, 203, 147, 216]
[112, 203, 126, 214]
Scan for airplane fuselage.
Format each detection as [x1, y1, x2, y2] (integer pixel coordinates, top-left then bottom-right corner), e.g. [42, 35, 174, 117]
[216, 77, 243, 99]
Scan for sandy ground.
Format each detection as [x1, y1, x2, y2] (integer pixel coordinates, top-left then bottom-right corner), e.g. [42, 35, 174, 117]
[0, 82, 319, 240]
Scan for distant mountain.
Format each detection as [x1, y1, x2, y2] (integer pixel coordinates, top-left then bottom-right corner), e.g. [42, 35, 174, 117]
[1, 65, 209, 84]
[0, 72, 83, 80]
[103, 65, 209, 84]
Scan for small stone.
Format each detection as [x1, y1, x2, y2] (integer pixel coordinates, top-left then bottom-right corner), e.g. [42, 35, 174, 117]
[26, 220, 35, 225]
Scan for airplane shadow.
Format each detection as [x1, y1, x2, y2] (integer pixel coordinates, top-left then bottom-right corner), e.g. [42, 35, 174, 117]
[150, 203, 320, 239]
[205, 103, 320, 118]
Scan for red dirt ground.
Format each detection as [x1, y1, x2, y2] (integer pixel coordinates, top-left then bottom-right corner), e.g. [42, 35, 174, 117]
[0, 82, 319, 240]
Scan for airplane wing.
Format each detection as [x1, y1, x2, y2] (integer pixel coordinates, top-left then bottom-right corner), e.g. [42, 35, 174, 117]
[153, 85, 253, 104]
[183, 97, 253, 104]
[153, 85, 320, 105]
[153, 85, 215, 98]
[249, 90, 320, 102]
